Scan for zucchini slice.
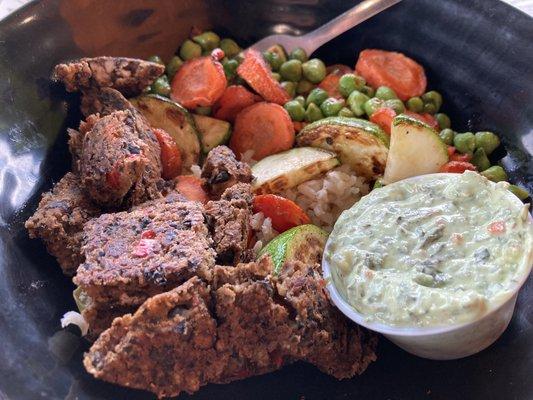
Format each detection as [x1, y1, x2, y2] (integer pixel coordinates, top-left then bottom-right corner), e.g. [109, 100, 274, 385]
[251, 147, 339, 194]
[131, 94, 201, 170]
[383, 114, 449, 184]
[259, 224, 328, 274]
[297, 116, 389, 179]
[192, 114, 232, 154]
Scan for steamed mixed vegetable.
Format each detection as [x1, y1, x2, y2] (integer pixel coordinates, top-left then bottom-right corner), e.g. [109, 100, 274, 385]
[137, 28, 528, 237]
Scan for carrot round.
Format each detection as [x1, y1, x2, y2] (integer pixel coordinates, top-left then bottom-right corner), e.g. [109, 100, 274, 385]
[369, 107, 396, 134]
[213, 85, 257, 122]
[229, 102, 295, 161]
[318, 74, 342, 98]
[253, 194, 310, 233]
[439, 161, 476, 173]
[152, 128, 182, 180]
[170, 56, 227, 109]
[355, 49, 427, 101]
[174, 175, 209, 203]
[237, 49, 291, 105]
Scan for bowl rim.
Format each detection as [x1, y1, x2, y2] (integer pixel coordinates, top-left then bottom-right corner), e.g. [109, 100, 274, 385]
[322, 172, 533, 337]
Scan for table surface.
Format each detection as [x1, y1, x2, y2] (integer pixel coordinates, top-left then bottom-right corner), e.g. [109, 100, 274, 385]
[1, 0, 532, 20]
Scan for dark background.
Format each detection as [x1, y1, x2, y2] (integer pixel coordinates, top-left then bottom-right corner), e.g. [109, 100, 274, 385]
[0, 0, 531, 399]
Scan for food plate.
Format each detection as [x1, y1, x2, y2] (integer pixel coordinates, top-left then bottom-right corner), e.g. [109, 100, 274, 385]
[0, 0, 531, 399]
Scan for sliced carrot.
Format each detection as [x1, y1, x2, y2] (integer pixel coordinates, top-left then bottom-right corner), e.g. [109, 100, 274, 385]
[447, 146, 473, 162]
[439, 161, 476, 173]
[293, 121, 308, 133]
[355, 49, 427, 101]
[213, 85, 258, 122]
[318, 74, 342, 98]
[253, 194, 310, 233]
[170, 56, 227, 109]
[230, 102, 295, 161]
[403, 111, 439, 130]
[175, 175, 209, 203]
[447, 146, 456, 158]
[369, 107, 397, 134]
[319, 65, 352, 98]
[152, 128, 182, 180]
[450, 152, 472, 162]
[237, 49, 291, 105]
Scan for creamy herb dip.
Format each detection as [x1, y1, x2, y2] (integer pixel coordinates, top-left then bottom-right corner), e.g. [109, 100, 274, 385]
[325, 172, 533, 327]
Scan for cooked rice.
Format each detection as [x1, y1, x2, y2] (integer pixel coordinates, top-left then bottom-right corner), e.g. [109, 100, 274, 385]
[282, 164, 370, 231]
[61, 311, 89, 336]
[250, 211, 278, 255]
[190, 164, 202, 178]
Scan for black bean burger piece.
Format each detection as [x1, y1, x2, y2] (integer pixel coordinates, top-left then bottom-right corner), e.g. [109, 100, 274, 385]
[25, 172, 101, 275]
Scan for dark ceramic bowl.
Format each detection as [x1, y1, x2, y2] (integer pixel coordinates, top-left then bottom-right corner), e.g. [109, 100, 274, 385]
[0, 1, 532, 399]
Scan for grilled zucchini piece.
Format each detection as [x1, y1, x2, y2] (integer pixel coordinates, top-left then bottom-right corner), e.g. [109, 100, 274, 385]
[297, 116, 389, 179]
[251, 147, 339, 194]
[383, 114, 448, 183]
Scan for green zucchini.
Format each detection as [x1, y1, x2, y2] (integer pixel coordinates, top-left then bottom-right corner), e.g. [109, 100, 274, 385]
[192, 114, 232, 154]
[131, 94, 201, 170]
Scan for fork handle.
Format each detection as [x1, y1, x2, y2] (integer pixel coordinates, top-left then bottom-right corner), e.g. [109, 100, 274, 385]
[300, 0, 403, 55]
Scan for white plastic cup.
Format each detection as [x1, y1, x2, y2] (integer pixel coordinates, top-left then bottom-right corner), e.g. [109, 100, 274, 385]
[322, 173, 533, 360]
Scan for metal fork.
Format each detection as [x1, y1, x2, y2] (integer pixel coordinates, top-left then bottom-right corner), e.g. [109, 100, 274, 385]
[250, 0, 403, 55]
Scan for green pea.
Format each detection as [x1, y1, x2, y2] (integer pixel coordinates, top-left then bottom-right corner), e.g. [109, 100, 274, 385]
[302, 58, 326, 83]
[360, 85, 375, 98]
[384, 99, 405, 114]
[263, 51, 283, 71]
[219, 38, 241, 58]
[195, 106, 212, 116]
[475, 131, 500, 155]
[151, 75, 171, 97]
[279, 59, 302, 82]
[320, 98, 345, 117]
[147, 55, 164, 65]
[267, 44, 288, 63]
[363, 97, 384, 117]
[406, 97, 424, 113]
[471, 148, 491, 172]
[375, 86, 398, 100]
[166, 56, 184, 80]
[423, 102, 436, 114]
[435, 113, 451, 130]
[192, 31, 220, 51]
[271, 72, 281, 82]
[296, 80, 315, 95]
[281, 81, 296, 98]
[508, 184, 529, 200]
[289, 47, 308, 63]
[294, 95, 305, 106]
[481, 166, 508, 182]
[347, 90, 370, 117]
[305, 103, 324, 122]
[180, 39, 202, 60]
[373, 180, 384, 189]
[439, 128, 455, 146]
[338, 74, 365, 98]
[284, 100, 306, 121]
[453, 132, 476, 154]
[338, 107, 355, 118]
[422, 90, 443, 112]
[222, 58, 239, 79]
[306, 88, 328, 106]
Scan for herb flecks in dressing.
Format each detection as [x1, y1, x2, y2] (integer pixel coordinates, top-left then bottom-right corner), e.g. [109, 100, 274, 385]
[326, 172, 533, 327]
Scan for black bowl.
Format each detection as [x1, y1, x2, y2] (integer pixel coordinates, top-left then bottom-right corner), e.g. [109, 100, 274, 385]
[0, 0, 532, 399]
